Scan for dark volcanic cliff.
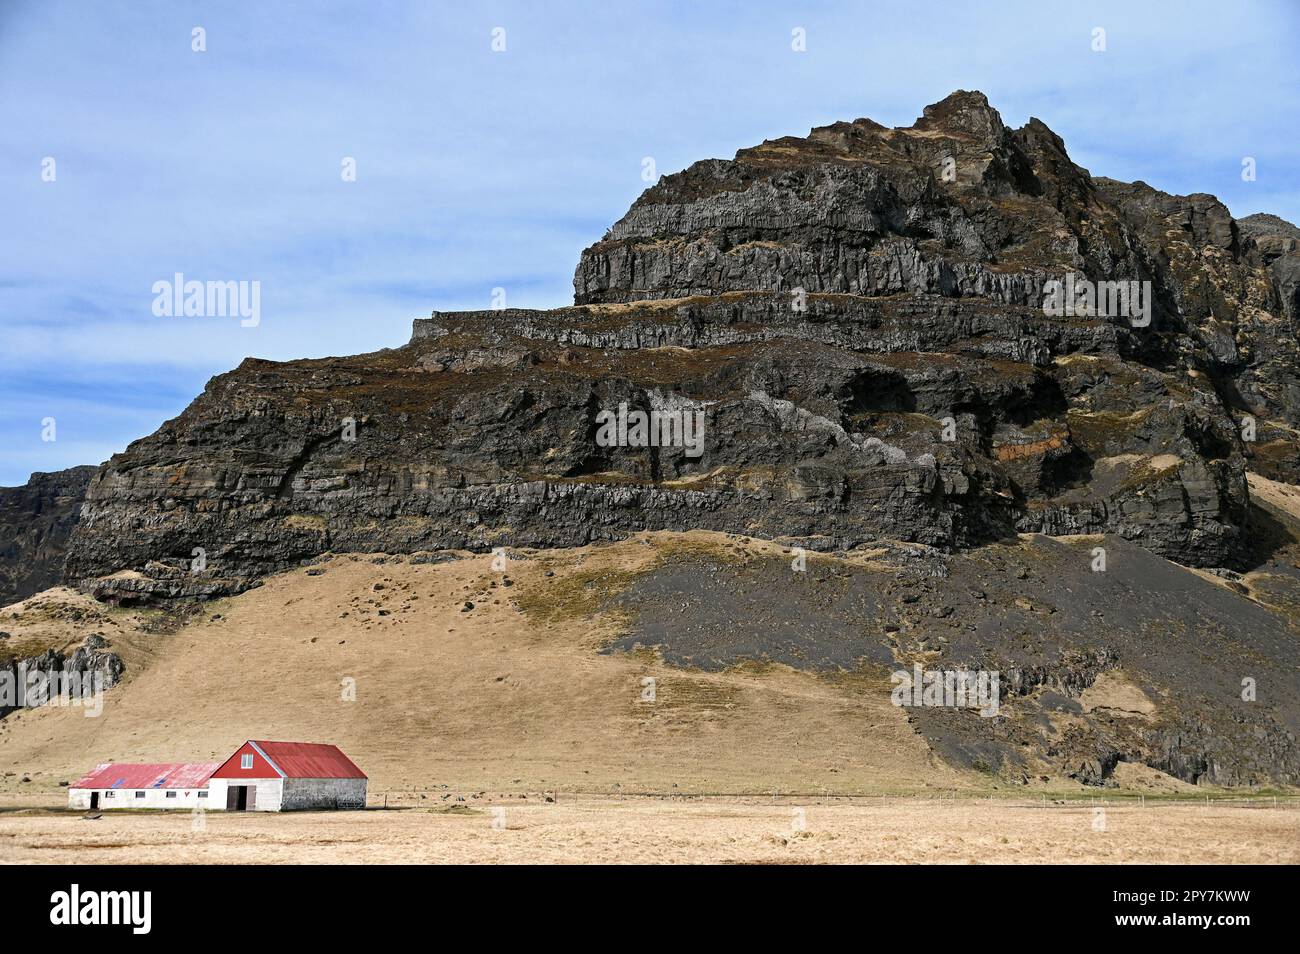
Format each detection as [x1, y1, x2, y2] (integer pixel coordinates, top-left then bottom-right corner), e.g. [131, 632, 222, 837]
[0, 466, 96, 606]
[65, 92, 1300, 598]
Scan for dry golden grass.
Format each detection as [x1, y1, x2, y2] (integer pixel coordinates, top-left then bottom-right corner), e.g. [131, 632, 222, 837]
[1, 798, 1295, 864]
[1248, 471, 1300, 521]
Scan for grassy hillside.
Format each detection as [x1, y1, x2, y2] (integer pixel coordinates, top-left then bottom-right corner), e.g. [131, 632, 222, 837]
[0, 532, 970, 797]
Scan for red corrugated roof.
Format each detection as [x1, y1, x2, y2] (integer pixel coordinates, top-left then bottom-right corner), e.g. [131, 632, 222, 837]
[71, 762, 220, 790]
[252, 741, 367, 779]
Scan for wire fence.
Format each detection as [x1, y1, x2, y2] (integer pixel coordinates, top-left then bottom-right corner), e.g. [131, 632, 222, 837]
[370, 789, 1300, 810]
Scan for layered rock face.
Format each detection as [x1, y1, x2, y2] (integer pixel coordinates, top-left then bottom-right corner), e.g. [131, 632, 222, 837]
[0, 466, 97, 607]
[65, 92, 1300, 593]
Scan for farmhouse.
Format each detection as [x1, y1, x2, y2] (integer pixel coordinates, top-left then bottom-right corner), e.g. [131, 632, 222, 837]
[209, 740, 368, 811]
[68, 762, 219, 811]
[67, 740, 367, 812]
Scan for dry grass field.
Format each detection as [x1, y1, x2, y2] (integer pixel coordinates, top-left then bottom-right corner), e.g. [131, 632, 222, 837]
[2, 797, 1296, 864]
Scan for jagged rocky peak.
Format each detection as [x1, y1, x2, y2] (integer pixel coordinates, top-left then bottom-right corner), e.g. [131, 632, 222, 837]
[571, 89, 1300, 432]
[916, 89, 1004, 137]
[575, 90, 1111, 307]
[573, 89, 1296, 325]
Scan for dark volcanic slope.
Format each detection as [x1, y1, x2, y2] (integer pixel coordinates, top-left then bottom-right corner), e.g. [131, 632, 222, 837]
[0, 466, 96, 606]
[65, 92, 1300, 600]
[607, 530, 1300, 787]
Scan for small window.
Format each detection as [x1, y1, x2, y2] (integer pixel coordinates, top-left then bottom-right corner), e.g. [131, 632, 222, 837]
[198, 791, 208, 798]
[165, 791, 177, 798]
[104, 791, 115, 799]
[241, 754, 253, 769]
[135, 791, 145, 798]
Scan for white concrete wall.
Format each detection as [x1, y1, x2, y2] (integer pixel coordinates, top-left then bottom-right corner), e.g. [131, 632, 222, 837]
[68, 788, 210, 810]
[206, 777, 283, 811]
[281, 777, 367, 811]
[69, 777, 365, 811]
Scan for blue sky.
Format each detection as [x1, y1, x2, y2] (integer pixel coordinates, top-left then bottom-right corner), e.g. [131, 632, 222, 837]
[2, 0, 1298, 486]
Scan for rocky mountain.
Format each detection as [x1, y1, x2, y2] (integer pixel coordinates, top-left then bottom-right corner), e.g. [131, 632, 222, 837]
[7, 91, 1300, 789]
[62, 92, 1300, 599]
[0, 466, 97, 607]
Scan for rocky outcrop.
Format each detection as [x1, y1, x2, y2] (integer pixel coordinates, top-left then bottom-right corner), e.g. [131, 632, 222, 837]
[63, 92, 1300, 594]
[0, 633, 123, 719]
[0, 466, 96, 607]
